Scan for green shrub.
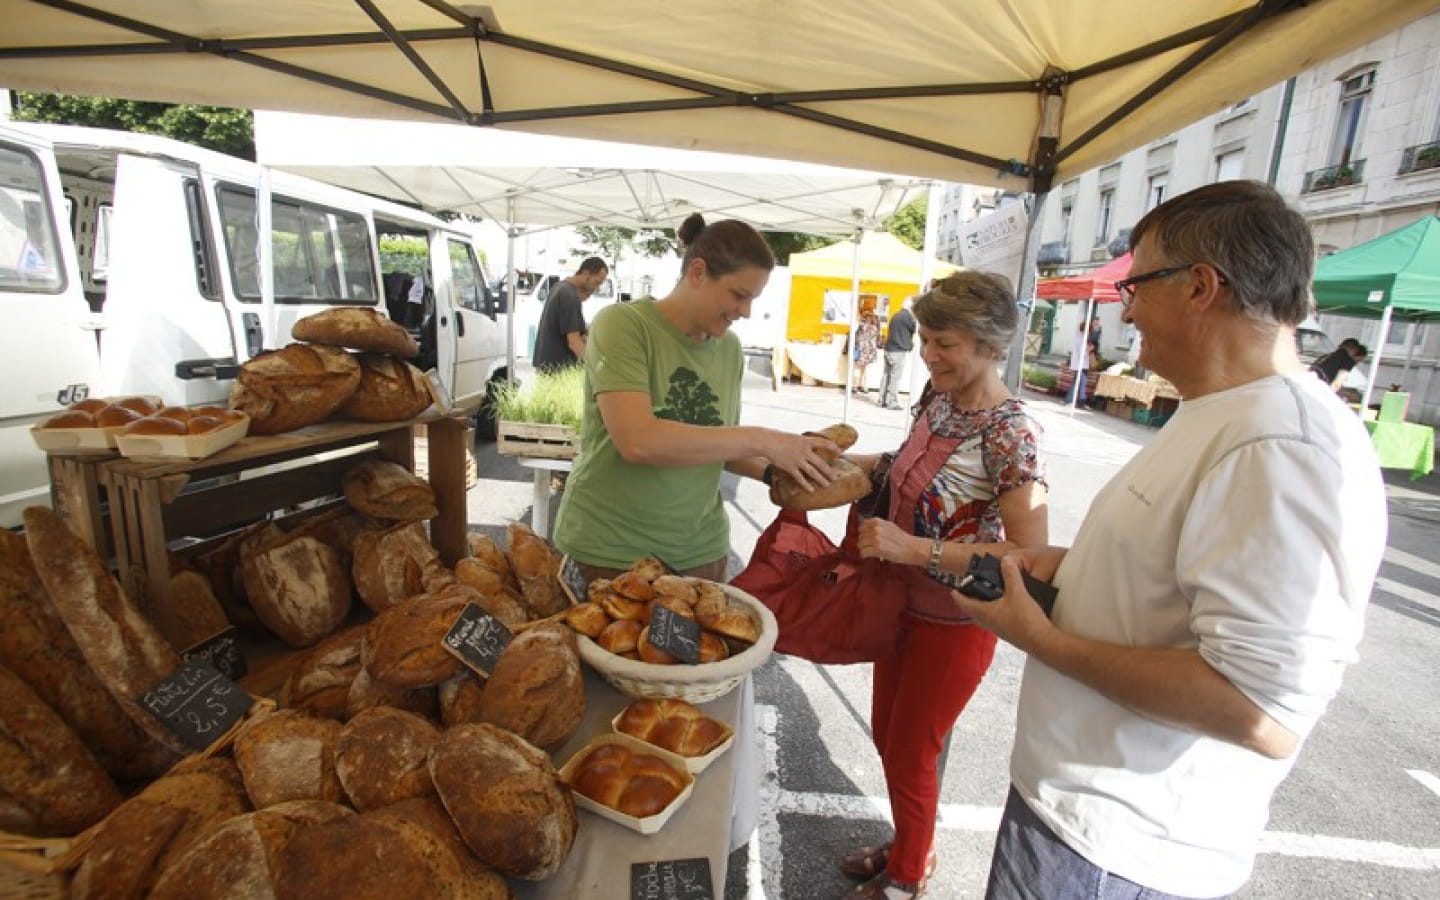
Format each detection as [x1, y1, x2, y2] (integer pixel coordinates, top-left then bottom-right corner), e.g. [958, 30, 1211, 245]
[493, 367, 584, 429]
[1023, 365, 1057, 389]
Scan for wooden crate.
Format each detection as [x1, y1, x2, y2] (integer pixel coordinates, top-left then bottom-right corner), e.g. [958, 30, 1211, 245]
[497, 421, 580, 459]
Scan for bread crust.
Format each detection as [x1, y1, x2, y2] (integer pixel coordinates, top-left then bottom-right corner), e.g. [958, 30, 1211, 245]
[476, 623, 585, 753]
[230, 343, 361, 435]
[291, 307, 419, 358]
[342, 459, 437, 521]
[340, 353, 433, 422]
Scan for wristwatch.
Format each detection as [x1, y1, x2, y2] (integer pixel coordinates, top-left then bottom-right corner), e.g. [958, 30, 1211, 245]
[925, 537, 945, 577]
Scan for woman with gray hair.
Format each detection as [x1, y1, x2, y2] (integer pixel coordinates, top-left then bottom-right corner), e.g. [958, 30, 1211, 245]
[835, 270, 1049, 899]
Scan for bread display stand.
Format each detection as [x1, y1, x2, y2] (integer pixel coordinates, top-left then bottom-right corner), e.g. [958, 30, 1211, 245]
[93, 415, 469, 644]
[46, 453, 115, 556]
[513, 667, 757, 900]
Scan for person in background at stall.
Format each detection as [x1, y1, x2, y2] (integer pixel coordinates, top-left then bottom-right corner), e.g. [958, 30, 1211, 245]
[1310, 337, 1368, 394]
[533, 256, 610, 373]
[552, 214, 838, 582]
[1066, 315, 1091, 406]
[837, 270, 1049, 900]
[957, 180, 1386, 900]
[878, 295, 917, 410]
[853, 297, 882, 394]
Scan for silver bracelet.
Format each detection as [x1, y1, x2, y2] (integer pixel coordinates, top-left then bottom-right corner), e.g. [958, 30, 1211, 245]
[925, 537, 945, 577]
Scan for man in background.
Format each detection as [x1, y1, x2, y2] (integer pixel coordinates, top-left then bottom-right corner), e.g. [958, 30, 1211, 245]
[877, 295, 917, 410]
[1310, 337, 1368, 394]
[533, 256, 609, 372]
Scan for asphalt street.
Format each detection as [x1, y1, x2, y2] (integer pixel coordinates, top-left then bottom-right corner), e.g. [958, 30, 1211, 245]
[468, 358, 1440, 900]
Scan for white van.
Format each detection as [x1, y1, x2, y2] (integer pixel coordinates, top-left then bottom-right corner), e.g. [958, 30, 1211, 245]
[0, 123, 511, 528]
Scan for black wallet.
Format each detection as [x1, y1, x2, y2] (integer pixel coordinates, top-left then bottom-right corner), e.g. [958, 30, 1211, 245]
[956, 553, 1059, 618]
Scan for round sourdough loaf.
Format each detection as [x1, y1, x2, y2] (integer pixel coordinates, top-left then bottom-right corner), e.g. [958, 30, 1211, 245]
[334, 706, 440, 811]
[233, 709, 346, 808]
[291, 307, 419, 358]
[364, 797, 511, 899]
[242, 533, 353, 648]
[362, 591, 468, 688]
[281, 624, 367, 721]
[229, 342, 362, 435]
[437, 672, 487, 727]
[351, 521, 445, 612]
[428, 722, 577, 880]
[342, 459, 437, 521]
[476, 623, 585, 753]
[340, 353, 433, 422]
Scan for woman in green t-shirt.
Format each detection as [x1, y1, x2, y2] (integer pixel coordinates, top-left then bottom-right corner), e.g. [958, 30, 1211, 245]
[553, 214, 837, 580]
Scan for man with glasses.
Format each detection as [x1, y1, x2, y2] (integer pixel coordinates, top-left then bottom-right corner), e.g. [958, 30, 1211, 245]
[955, 181, 1387, 899]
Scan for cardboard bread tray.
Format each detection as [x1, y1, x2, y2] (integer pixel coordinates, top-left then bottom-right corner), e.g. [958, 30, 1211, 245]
[558, 732, 695, 835]
[115, 414, 250, 462]
[611, 701, 735, 774]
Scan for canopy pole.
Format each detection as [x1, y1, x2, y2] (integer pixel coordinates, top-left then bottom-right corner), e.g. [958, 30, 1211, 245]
[842, 229, 864, 424]
[1360, 305, 1393, 416]
[1005, 190, 1049, 393]
[258, 166, 275, 349]
[1068, 298, 1095, 414]
[908, 181, 944, 404]
[504, 196, 517, 387]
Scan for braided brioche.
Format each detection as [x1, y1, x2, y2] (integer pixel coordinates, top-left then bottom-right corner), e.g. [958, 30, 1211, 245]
[569, 743, 689, 818]
[615, 698, 730, 757]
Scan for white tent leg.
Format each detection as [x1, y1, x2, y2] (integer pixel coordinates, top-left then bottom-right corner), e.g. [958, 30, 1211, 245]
[1360, 305, 1393, 415]
[842, 230, 864, 424]
[505, 196, 518, 387]
[1068, 298, 1094, 414]
[1005, 190, 1049, 393]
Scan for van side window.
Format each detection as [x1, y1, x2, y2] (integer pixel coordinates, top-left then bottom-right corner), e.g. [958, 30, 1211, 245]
[216, 184, 376, 305]
[183, 179, 219, 300]
[0, 143, 65, 293]
[447, 238, 491, 318]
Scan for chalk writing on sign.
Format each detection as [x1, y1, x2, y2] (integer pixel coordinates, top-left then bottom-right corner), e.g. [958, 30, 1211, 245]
[630, 858, 714, 900]
[648, 603, 702, 665]
[442, 603, 514, 677]
[142, 660, 253, 752]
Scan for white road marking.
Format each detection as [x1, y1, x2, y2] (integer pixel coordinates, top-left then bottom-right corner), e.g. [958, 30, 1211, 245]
[1375, 576, 1440, 608]
[1384, 547, 1440, 581]
[1408, 769, 1440, 799]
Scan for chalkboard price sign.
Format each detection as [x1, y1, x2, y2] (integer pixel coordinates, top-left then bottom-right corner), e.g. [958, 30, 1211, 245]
[558, 554, 590, 606]
[182, 626, 247, 681]
[648, 603, 702, 665]
[141, 660, 253, 752]
[630, 858, 714, 900]
[443, 603, 514, 677]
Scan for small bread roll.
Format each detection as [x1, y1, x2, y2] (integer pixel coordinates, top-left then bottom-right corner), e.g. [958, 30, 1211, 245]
[699, 632, 730, 663]
[597, 619, 641, 654]
[649, 595, 695, 620]
[68, 398, 108, 415]
[611, 571, 654, 602]
[627, 556, 668, 583]
[154, 405, 193, 422]
[564, 602, 610, 638]
[42, 410, 95, 428]
[187, 415, 225, 434]
[94, 405, 142, 427]
[601, 593, 648, 622]
[636, 627, 677, 665]
[769, 457, 872, 511]
[651, 575, 698, 607]
[123, 416, 188, 436]
[113, 396, 160, 416]
[700, 602, 760, 644]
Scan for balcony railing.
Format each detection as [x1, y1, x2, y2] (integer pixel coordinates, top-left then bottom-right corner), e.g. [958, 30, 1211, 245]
[1037, 241, 1069, 268]
[1302, 159, 1365, 193]
[1399, 141, 1440, 175]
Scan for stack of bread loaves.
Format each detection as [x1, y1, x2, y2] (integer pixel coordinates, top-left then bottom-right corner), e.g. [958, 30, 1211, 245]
[230, 308, 432, 434]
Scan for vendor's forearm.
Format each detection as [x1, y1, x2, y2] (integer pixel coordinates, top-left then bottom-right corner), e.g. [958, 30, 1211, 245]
[725, 457, 770, 481]
[613, 420, 776, 467]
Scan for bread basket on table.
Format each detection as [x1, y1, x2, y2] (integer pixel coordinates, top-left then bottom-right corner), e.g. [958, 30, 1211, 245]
[576, 584, 777, 704]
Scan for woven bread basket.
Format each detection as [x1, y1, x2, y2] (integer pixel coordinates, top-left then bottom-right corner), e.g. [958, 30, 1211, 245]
[0, 838, 69, 900]
[577, 584, 777, 703]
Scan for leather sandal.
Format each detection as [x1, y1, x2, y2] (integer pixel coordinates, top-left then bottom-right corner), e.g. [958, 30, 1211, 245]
[839, 842, 891, 880]
[845, 871, 927, 899]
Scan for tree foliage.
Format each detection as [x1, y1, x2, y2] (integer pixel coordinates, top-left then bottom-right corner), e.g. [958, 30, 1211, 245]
[761, 232, 832, 266]
[576, 222, 833, 267]
[12, 92, 255, 159]
[885, 197, 927, 250]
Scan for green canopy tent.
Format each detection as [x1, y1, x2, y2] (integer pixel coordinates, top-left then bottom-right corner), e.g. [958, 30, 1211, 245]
[1312, 215, 1440, 410]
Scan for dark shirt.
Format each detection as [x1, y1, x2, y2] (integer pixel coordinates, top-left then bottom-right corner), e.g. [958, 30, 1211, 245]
[884, 308, 917, 352]
[1311, 348, 1356, 384]
[533, 280, 587, 371]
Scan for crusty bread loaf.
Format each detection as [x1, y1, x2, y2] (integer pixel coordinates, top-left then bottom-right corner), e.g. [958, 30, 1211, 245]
[770, 456, 872, 511]
[436, 579, 529, 629]
[437, 673, 487, 728]
[334, 707, 440, 811]
[70, 758, 251, 900]
[242, 533, 352, 648]
[0, 531, 178, 780]
[230, 343, 362, 435]
[340, 353, 433, 422]
[351, 521, 445, 612]
[362, 591, 468, 688]
[476, 623, 585, 753]
[428, 722, 577, 880]
[803, 422, 859, 461]
[615, 698, 731, 757]
[345, 665, 439, 721]
[364, 797, 511, 898]
[0, 664, 122, 836]
[291, 307, 419, 358]
[505, 522, 567, 617]
[147, 800, 355, 900]
[342, 459, 437, 521]
[196, 520, 285, 629]
[563, 601, 609, 638]
[166, 555, 233, 650]
[284, 506, 385, 565]
[281, 624, 366, 721]
[568, 741, 691, 819]
[233, 709, 347, 809]
[21, 506, 191, 755]
[453, 556, 525, 605]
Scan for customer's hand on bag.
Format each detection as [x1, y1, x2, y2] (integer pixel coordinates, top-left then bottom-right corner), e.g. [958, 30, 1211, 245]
[857, 518, 921, 566]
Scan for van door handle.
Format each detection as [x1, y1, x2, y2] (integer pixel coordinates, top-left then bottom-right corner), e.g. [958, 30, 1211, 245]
[175, 358, 240, 380]
[242, 312, 263, 357]
[455, 310, 465, 337]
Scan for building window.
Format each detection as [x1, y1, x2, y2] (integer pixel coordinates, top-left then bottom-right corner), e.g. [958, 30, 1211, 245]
[1060, 201, 1074, 247]
[1215, 150, 1246, 182]
[1329, 68, 1375, 167]
[1146, 174, 1168, 210]
[1096, 190, 1114, 245]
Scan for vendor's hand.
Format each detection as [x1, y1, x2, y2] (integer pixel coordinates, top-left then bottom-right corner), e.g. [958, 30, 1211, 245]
[857, 518, 922, 566]
[766, 432, 839, 492]
[950, 553, 1059, 653]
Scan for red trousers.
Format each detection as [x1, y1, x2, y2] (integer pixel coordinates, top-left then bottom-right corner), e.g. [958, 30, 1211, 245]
[871, 616, 997, 884]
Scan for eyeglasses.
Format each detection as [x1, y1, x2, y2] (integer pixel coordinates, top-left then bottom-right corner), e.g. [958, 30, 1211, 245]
[1114, 263, 1229, 307]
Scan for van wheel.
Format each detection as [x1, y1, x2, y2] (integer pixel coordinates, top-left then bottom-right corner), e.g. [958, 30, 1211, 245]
[474, 379, 505, 443]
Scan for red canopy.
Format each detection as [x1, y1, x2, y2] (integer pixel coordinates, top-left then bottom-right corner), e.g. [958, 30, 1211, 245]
[1034, 253, 1132, 302]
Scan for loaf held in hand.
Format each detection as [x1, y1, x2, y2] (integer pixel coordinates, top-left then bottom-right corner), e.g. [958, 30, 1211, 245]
[292, 307, 419, 358]
[229, 342, 361, 435]
[568, 741, 691, 819]
[769, 456, 871, 511]
[804, 422, 859, 460]
[615, 698, 731, 758]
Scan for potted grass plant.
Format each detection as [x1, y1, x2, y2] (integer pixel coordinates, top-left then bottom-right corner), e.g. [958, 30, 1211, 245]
[494, 367, 584, 458]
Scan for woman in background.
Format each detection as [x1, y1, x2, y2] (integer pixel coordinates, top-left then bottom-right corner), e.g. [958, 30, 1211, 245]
[853, 297, 882, 394]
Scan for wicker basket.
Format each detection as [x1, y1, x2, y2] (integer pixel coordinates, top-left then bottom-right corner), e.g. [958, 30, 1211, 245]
[0, 838, 69, 900]
[577, 584, 778, 703]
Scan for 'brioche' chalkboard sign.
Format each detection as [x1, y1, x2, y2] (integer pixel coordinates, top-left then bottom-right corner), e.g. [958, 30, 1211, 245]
[631, 858, 714, 900]
[443, 603, 514, 677]
[142, 659, 253, 752]
[648, 603, 702, 665]
[182, 626, 247, 681]
[558, 553, 589, 606]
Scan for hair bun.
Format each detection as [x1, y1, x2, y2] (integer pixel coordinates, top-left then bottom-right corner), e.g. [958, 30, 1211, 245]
[677, 213, 707, 247]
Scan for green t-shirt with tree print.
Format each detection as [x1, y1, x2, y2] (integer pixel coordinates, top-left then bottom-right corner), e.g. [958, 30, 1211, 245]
[553, 299, 743, 570]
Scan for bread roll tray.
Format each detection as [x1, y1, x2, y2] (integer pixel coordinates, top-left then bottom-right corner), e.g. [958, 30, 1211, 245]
[558, 732, 696, 835]
[28, 395, 166, 455]
[610, 703, 734, 774]
[114, 413, 250, 461]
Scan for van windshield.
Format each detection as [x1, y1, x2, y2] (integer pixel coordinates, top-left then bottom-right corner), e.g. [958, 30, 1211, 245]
[0, 144, 65, 292]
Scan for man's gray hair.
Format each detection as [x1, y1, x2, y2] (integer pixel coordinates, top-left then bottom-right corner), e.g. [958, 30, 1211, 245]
[913, 270, 1017, 355]
[1129, 181, 1314, 326]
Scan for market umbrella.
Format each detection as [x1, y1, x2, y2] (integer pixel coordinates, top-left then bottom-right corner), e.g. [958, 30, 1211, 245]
[1036, 254, 1132, 411]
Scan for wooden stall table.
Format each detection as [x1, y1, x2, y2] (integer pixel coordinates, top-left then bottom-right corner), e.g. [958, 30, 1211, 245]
[95, 415, 470, 643]
[515, 671, 759, 900]
[46, 452, 115, 555]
